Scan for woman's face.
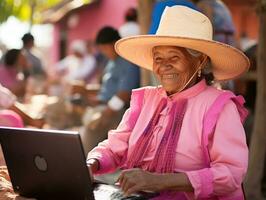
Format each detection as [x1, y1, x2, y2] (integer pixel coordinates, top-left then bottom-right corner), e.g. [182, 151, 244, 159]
[152, 46, 199, 95]
[97, 43, 117, 60]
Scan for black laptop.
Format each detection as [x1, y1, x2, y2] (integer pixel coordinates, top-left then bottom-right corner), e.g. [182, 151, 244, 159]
[0, 127, 157, 200]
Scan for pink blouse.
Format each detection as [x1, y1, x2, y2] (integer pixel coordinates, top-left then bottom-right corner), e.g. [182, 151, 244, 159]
[0, 83, 16, 109]
[87, 80, 248, 200]
[0, 65, 20, 91]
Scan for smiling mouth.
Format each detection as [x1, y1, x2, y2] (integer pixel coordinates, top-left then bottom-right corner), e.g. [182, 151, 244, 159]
[161, 74, 178, 79]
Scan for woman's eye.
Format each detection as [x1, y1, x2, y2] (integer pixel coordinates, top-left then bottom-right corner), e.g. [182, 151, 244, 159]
[170, 56, 179, 61]
[154, 57, 162, 63]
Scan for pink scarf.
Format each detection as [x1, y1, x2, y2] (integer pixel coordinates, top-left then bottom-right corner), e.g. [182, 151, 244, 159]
[125, 97, 188, 173]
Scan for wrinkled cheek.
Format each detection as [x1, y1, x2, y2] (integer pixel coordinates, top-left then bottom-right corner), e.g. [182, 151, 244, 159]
[177, 73, 189, 86]
[176, 60, 189, 72]
[182, 70, 190, 77]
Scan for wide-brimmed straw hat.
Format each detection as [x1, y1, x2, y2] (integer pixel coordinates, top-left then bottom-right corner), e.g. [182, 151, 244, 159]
[115, 6, 249, 81]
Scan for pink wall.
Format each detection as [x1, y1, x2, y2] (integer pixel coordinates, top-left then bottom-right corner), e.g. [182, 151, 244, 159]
[51, 0, 137, 63]
[223, 0, 259, 40]
[228, 5, 258, 40]
[50, 25, 60, 66]
[68, 0, 137, 42]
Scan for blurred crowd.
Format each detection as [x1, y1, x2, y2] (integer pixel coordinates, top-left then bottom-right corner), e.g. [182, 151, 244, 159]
[0, 7, 141, 161]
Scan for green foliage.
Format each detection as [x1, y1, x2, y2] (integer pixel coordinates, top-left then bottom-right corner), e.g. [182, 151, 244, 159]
[0, 0, 22, 23]
[0, 0, 63, 24]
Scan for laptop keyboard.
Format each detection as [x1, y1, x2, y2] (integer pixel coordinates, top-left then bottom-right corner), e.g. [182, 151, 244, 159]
[93, 184, 147, 200]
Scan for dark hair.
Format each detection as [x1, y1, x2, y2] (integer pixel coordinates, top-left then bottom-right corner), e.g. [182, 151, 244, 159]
[22, 33, 34, 45]
[202, 72, 214, 85]
[95, 26, 121, 44]
[125, 7, 137, 22]
[4, 49, 21, 67]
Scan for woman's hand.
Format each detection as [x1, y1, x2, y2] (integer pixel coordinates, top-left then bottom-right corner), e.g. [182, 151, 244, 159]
[87, 159, 99, 177]
[117, 168, 163, 196]
[117, 169, 194, 196]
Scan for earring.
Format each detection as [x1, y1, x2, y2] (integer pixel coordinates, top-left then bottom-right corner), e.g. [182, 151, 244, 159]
[197, 68, 202, 78]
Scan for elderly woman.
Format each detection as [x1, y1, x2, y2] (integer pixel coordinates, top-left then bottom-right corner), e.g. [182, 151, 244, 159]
[87, 6, 249, 200]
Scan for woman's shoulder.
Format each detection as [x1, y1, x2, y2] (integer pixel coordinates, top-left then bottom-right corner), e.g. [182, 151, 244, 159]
[195, 85, 236, 107]
[199, 85, 248, 125]
[202, 85, 225, 95]
[132, 86, 158, 94]
[130, 86, 159, 105]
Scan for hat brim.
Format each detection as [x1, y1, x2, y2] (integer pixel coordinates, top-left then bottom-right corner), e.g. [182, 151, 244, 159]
[115, 35, 250, 81]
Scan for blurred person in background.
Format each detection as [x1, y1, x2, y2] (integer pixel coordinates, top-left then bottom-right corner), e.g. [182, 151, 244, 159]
[0, 83, 44, 128]
[86, 40, 107, 80]
[42, 40, 97, 130]
[0, 83, 23, 129]
[0, 50, 45, 129]
[0, 49, 28, 98]
[55, 40, 96, 91]
[21, 33, 46, 78]
[119, 7, 140, 38]
[21, 33, 48, 104]
[84, 40, 104, 84]
[80, 26, 140, 155]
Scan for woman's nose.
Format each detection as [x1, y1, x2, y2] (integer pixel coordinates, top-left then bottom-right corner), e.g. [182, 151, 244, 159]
[159, 60, 172, 71]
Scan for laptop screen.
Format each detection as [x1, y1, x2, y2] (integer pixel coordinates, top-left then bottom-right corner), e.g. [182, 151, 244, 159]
[0, 127, 94, 200]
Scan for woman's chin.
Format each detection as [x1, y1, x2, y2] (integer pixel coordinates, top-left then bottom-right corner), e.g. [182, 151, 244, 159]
[163, 86, 180, 95]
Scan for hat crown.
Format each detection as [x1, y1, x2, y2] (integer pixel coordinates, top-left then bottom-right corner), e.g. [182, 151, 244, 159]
[156, 6, 213, 40]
